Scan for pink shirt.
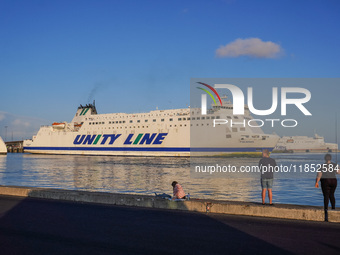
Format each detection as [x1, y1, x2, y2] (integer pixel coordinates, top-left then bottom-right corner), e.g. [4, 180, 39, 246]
[173, 184, 186, 199]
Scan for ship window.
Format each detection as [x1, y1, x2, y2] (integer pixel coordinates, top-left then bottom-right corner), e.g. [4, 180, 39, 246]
[145, 120, 148, 122]
[192, 117, 195, 120]
[123, 121, 125, 123]
[89, 123, 91, 125]
[201, 117, 205, 120]
[153, 119, 156, 122]
[137, 120, 140, 123]
[161, 119, 164, 122]
[211, 116, 215, 119]
[116, 121, 118, 124]
[217, 116, 220, 119]
[119, 121, 122, 124]
[178, 118, 182, 121]
[227, 116, 231, 119]
[170, 125, 172, 127]
[240, 128, 246, 131]
[183, 118, 186, 120]
[170, 118, 173, 121]
[226, 134, 231, 138]
[187, 117, 190, 120]
[197, 117, 200, 120]
[130, 120, 133, 123]
[234, 116, 239, 119]
[206, 117, 210, 119]
[232, 128, 237, 132]
[96, 122, 98, 125]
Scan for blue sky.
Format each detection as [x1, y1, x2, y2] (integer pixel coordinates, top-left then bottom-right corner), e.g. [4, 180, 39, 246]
[0, 0, 339, 141]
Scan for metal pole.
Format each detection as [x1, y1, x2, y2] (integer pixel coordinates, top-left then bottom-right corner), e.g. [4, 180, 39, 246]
[336, 113, 338, 163]
[5, 126, 8, 142]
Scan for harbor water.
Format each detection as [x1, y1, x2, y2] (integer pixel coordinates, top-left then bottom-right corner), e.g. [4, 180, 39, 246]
[0, 153, 339, 206]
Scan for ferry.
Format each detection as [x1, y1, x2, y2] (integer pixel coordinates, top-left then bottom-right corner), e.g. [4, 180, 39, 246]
[0, 136, 7, 154]
[23, 99, 280, 156]
[274, 134, 338, 153]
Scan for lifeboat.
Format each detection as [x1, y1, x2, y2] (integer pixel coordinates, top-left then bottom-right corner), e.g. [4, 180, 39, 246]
[74, 122, 83, 129]
[52, 122, 66, 129]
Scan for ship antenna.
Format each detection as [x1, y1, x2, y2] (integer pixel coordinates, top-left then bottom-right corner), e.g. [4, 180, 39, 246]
[336, 112, 338, 164]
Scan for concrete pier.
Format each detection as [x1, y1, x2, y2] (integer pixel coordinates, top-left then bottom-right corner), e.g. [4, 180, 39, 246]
[1, 194, 340, 254]
[0, 185, 339, 223]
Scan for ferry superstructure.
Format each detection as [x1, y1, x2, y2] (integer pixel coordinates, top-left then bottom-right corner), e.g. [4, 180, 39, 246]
[0, 136, 6, 154]
[274, 134, 338, 152]
[23, 100, 279, 156]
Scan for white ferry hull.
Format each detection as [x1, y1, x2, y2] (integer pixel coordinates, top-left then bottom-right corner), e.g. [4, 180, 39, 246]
[274, 135, 338, 153]
[0, 136, 6, 154]
[24, 102, 279, 156]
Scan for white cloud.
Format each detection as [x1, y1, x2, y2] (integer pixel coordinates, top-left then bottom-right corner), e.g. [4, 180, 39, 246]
[0, 112, 6, 121]
[216, 38, 283, 58]
[12, 119, 31, 128]
[0, 111, 49, 141]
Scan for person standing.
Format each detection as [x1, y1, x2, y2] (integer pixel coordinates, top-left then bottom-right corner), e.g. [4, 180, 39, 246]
[259, 149, 277, 205]
[315, 154, 339, 221]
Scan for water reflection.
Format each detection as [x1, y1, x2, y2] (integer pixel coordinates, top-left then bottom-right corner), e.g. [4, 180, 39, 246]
[0, 155, 7, 183]
[0, 153, 338, 206]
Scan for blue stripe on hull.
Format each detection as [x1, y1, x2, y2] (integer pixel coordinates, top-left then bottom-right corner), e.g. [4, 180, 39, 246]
[24, 147, 190, 152]
[191, 147, 274, 152]
[24, 147, 274, 152]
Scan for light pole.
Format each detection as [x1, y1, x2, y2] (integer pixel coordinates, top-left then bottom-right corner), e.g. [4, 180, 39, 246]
[5, 126, 8, 142]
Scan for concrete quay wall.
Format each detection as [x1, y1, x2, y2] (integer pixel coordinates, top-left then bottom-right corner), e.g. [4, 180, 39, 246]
[0, 185, 339, 223]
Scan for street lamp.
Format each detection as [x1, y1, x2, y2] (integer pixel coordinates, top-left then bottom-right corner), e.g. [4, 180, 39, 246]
[5, 126, 8, 142]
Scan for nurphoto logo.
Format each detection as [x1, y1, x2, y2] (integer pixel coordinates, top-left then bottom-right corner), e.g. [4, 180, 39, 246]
[196, 82, 312, 128]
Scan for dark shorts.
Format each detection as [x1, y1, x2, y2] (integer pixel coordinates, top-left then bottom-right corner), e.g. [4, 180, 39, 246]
[261, 178, 273, 189]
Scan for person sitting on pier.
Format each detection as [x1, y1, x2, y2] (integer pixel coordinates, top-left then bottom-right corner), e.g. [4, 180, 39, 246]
[171, 181, 186, 200]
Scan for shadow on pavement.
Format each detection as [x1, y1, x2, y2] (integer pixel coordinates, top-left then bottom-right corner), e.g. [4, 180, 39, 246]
[0, 195, 295, 255]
